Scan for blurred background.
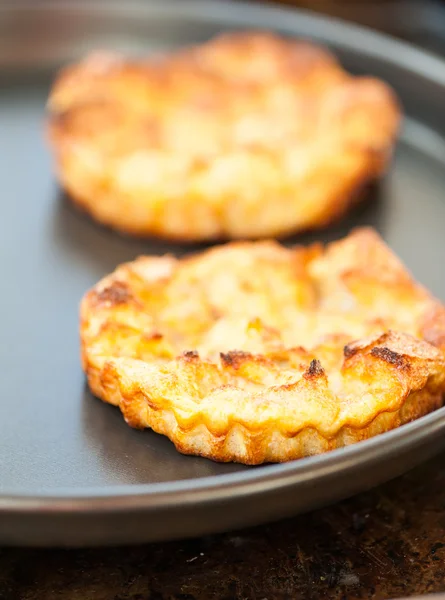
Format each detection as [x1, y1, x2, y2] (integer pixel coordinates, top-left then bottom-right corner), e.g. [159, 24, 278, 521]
[252, 0, 445, 55]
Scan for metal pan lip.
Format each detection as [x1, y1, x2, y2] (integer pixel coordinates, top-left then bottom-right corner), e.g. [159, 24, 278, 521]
[1, 403, 445, 510]
[2, 0, 445, 85]
[1, 0, 445, 513]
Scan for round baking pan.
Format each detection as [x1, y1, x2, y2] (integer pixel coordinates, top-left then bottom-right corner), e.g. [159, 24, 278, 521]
[1, 0, 445, 547]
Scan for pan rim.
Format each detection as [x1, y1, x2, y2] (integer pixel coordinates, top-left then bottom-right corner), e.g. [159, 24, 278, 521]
[2, 0, 445, 513]
[0, 406, 445, 509]
[2, 0, 445, 87]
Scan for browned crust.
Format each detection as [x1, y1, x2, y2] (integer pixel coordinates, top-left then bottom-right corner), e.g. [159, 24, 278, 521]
[48, 32, 401, 241]
[80, 228, 445, 464]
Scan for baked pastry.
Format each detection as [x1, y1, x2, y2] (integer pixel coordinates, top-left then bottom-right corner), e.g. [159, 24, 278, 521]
[80, 228, 445, 464]
[48, 32, 401, 241]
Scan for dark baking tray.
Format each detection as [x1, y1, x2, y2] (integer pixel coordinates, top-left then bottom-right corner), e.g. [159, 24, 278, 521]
[1, 0, 445, 547]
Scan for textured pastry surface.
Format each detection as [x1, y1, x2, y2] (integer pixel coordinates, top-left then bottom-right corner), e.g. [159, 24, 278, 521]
[80, 228, 445, 464]
[48, 32, 400, 241]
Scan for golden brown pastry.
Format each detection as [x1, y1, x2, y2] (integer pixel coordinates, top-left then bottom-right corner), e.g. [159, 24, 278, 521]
[48, 32, 401, 241]
[80, 228, 445, 464]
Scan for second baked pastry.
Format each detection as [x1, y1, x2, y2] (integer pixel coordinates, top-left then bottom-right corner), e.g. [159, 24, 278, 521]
[47, 32, 401, 241]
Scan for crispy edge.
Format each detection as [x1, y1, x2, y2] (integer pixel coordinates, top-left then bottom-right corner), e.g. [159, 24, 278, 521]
[80, 230, 445, 463]
[83, 331, 445, 465]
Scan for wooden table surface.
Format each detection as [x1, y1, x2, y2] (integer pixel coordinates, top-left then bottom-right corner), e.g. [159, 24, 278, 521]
[2, 2, 445, 599]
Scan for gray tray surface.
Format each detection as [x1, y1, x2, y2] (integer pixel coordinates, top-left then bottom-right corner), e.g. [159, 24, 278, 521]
[0, 0, 445, 546]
